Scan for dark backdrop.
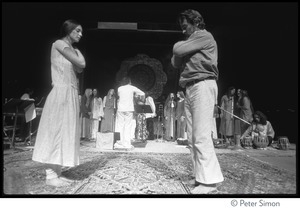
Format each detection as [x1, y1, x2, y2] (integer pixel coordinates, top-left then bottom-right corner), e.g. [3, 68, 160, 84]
[2, 2, 298, 142]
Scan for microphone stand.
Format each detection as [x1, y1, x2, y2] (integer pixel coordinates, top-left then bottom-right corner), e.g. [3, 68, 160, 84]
[170, 98, 175, 141]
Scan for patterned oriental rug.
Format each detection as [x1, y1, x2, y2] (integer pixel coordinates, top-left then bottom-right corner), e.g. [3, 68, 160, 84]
[3, 149, 296, 195]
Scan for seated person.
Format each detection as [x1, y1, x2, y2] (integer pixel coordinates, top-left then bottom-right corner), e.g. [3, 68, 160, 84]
[240, 111, 275, 147]
[20, 88, 35, 144]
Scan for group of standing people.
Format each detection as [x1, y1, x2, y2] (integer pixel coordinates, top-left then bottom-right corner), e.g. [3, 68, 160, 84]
[218, 87, 254, 145]
[80, 88, 115, 140]
[163, 91, 187, 141]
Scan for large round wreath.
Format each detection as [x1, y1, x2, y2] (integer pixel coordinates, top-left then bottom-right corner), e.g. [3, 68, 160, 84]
[116, 54, 167, 99]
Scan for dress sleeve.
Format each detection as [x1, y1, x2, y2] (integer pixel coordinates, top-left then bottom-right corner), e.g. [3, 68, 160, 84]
[102, 96, 107, 108]
[99, 98, 104, 117]
[53, 40, 69, 52]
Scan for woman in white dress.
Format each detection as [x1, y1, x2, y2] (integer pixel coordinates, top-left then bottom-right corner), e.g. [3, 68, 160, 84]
[32, 20, 86, 187]
[90, 89, 104, 139]
[81, 88, 92, 139]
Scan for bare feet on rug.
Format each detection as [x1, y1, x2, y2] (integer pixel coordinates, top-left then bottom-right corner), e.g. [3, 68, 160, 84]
[46, 178, 70, 187]
[183, 178, 197, 186]
[191, 184, 217, 194]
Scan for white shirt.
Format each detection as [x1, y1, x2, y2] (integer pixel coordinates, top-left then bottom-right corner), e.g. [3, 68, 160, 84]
[145, 96, 156, 118]
[117, 84, 144, 112]
[21, 93, 34, 101]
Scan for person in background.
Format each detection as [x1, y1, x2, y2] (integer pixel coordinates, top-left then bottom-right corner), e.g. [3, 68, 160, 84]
[240, 111, 275, 147]
[100, 89, 116, 133]
[175, 91, 187, 140]
[81, 88, 92, 139]
[32, 19, 85, 187]
[171, 9, 224, 193]
[19, 88, 35, 144]
[164, 92, 176, 141]
[21, 88, 35, 101]
[236, 89, 254, 135]
[90, 88, 104, 140]
[114, 76, 145, 150]
[219, 86, 236, 144]
[135, 95, 149, 141]
[145, 93, 156, 140]
[130, 93, 138, 141]
[78, 94, 82, 106]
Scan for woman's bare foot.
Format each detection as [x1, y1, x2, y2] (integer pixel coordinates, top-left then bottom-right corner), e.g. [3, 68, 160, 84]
[59, 176, 74, 183]
[191, 184, 217, 194]
[46, 178, 70, 187]
[183, 178, 196, 185]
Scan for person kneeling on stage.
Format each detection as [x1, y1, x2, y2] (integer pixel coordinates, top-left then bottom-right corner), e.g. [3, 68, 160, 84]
[240, 111, 275, 148]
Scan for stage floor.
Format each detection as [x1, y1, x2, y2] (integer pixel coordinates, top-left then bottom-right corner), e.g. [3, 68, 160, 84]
[80, 139, 297, 173]
[3, 139, 297, 195]
[6, 138, 296, 173]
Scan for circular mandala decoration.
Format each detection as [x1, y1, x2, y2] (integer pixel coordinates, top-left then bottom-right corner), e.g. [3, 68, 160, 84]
[116, 54, 167, 99]
[128, 64, 156, 91]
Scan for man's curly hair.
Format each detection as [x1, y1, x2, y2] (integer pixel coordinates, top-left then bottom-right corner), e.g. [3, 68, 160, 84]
[178, 9, 206, 29]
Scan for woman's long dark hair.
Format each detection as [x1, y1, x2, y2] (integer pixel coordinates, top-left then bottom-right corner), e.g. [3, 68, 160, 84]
[176, 91, 185, 101]
[91, 89, 99, 99]
[253, 111, 267, 125]
[164, 93, 175, 108]
[60, 19, 80, 38]
[226, 86, 235, 97]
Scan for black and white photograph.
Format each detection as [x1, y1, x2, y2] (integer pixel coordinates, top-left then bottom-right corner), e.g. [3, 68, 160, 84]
[2, 2, 298, 201]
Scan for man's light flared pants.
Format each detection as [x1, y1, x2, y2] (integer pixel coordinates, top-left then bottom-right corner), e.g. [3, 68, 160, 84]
[185, 80, 224, 184]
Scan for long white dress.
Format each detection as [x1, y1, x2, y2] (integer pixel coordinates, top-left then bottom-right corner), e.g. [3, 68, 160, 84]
[90, 97, 104, 139]
[32, 40, 80, 167]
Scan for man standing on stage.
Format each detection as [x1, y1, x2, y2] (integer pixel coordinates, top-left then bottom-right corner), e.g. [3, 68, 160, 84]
[171, 9, 224, 194]
[114, 76, 145, 150]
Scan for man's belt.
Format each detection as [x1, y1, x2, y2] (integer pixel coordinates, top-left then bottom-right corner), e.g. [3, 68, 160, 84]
[185, 77, 216, 88]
